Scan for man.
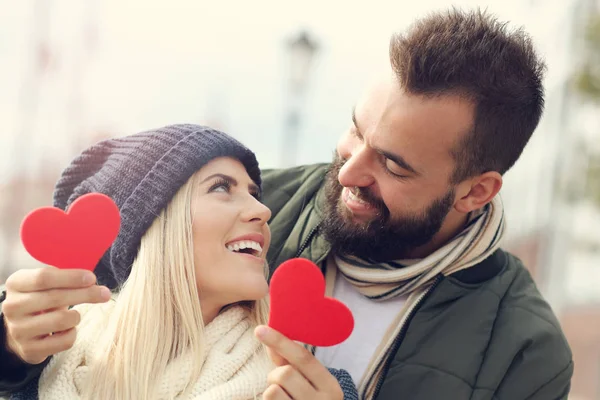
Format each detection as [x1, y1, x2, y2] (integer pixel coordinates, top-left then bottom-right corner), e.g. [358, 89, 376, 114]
[1, 8, 572, 400]
[259, 8, 572, 400]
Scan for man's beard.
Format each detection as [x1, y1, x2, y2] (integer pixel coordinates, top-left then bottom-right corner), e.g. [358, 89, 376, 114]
[321, 154, 455, 261]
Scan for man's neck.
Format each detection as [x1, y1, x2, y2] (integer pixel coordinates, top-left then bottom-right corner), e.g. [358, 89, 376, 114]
[404, 211, 469, 260]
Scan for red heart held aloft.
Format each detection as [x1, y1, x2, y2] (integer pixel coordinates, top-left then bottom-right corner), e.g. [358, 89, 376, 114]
[268, 258, 354, 347]
[20, 193, 121, 271]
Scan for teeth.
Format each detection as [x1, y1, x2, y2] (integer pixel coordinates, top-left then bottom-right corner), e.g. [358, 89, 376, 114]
[348, 189, 368, 204]
[226, 240, 263, 256]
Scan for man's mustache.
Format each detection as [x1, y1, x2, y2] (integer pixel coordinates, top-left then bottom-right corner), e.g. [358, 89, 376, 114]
[331, 154, 389, 218]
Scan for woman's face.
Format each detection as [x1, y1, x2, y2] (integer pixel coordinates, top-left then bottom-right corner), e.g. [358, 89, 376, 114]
[191, 157, 271, 316]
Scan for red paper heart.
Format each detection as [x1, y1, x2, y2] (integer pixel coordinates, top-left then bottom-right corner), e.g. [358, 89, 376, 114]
[268, 258, 354, 347]
[20, 193, 121, 271]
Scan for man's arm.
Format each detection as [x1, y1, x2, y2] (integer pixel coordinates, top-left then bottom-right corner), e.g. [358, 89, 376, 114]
[0, 266, 111, 396]
[260, 164, 329, 269]
[0, 301, 49, 396]
[260, 163, 328, 221]
[521, 361, 573, 400]
[487, 306, 573, 400]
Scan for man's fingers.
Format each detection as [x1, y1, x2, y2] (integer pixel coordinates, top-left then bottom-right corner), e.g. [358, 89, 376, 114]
[255, 325, 328, 387]
[263, 384, 291, 400]
[5, 267, 96, 293]
[9, 308, 81, 340]
[18, 328, 77, 365]
[2, 267, 101, 366]
[3, 285, 110, 317]
[268, 365, 315, 399]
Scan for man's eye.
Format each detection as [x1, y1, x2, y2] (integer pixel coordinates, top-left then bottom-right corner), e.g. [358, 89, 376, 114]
[384, 159, 406, 179]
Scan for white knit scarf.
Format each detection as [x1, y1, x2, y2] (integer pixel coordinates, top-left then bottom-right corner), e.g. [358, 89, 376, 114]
[38, 304, 273, 400]
[335, 196, 505, 301]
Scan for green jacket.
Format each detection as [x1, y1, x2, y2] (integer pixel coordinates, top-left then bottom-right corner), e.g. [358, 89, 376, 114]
[262, 164, 573, 400]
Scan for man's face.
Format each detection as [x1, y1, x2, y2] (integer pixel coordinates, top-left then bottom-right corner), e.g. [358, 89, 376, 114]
[321, 71, 475, 261]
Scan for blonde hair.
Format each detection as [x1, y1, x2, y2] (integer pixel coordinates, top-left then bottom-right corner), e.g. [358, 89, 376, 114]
[82, 171, 270, 399]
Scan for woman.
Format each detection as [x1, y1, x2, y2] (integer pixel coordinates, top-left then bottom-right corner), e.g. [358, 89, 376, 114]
[2, 124, 357, 399]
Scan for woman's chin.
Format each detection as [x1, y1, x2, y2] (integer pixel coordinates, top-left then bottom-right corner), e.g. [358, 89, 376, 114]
[235, 276, 269, 302]
[249, 279, 270, 300]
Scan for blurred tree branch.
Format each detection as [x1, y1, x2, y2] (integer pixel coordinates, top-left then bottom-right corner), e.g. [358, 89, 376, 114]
[585, 153, 600, 206]
[574, 14, 600, 100]
[572, 12, 600, 208]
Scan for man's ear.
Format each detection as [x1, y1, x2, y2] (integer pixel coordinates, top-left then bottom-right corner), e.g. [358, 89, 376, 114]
[454, 171, 503, 213]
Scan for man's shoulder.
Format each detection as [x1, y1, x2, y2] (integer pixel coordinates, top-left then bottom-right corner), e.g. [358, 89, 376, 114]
[479, 251, 573, 397]
[261, 163, 329, 217]
[490, 251, 572, 364]
[448, 249, 569, 350]
[261, 163, 329, 189]
[498, 252, 566, 334]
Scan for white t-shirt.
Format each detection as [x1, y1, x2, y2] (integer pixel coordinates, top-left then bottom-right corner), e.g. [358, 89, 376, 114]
[314, 270, 407, 386]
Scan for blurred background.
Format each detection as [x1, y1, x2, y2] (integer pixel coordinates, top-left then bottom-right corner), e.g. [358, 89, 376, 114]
[0, 0, 598, 398]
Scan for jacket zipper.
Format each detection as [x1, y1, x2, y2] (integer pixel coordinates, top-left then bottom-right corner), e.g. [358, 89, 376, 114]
[294, 225, 320, 258]
[369, 274, 444, 400]
[295, 224, 322, 357]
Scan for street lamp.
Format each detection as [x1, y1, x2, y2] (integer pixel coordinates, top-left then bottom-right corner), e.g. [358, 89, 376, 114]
[282, 30, 318, 167]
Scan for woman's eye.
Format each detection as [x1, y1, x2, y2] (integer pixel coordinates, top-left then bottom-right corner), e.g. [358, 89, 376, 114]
[209, 179, 231, 193]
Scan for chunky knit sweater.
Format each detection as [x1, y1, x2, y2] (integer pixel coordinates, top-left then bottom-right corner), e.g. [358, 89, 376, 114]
[37, 303, 272, 400]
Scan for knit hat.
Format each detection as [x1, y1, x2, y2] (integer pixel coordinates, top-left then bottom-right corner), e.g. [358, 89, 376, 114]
[52, 124, 261, 289]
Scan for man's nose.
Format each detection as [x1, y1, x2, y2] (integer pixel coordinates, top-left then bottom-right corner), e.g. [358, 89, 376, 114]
[338, 147, 375, 189]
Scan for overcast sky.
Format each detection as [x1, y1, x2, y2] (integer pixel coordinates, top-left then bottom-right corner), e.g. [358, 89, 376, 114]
[0, 0, 552, 184]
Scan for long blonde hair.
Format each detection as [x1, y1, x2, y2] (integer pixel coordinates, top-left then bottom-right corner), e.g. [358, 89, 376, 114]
[82, 171, 270, 399]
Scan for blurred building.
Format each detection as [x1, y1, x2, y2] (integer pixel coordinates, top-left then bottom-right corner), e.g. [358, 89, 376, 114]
[0, 168, 60, 282]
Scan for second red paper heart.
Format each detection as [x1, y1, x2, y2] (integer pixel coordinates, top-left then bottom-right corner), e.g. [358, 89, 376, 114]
[268, 258, 354, 347]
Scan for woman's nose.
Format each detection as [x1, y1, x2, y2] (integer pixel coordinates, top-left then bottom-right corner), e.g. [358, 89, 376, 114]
[243, 197, 272, 224]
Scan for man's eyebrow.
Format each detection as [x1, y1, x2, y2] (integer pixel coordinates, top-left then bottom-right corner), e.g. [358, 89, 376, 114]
[376, 148, 420, 175]
[351, 107, 364, 139]
[353, 107, 419, 175]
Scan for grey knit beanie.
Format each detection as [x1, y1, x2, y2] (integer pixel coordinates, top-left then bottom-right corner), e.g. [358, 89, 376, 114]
[52, 124, 261, 289]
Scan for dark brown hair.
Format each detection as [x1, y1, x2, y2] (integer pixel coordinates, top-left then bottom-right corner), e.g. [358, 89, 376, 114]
[390, 8, 546, 182]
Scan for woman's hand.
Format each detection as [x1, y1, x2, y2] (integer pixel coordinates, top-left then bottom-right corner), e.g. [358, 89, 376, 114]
[255, 325, 344, 400]
[2, 266, 110, 364]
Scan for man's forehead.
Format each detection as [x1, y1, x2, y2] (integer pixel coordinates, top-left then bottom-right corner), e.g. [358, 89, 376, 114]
[357, 77, 474, 136]
[354, 74, 474, 177]
[361, 67, 397, 101]
[354, 74, 398, 126]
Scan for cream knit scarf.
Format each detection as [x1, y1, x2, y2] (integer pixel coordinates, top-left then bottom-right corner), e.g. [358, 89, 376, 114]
[335, 196, 505, 301]
[38, 304, 273, 400]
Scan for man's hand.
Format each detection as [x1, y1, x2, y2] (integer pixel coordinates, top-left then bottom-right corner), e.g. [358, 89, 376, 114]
[255, 325, 343, 400]
[2, 267, 111, 364]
